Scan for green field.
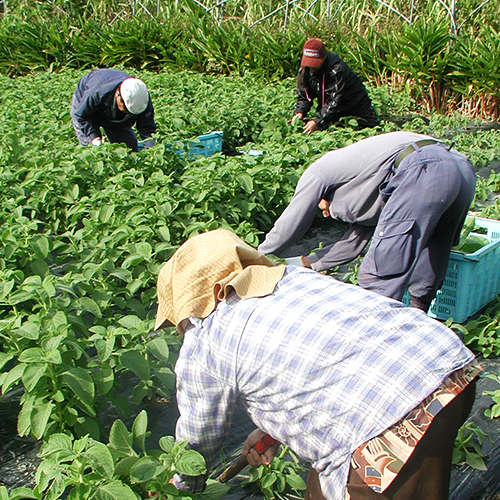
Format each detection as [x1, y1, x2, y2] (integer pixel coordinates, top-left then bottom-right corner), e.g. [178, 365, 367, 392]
[1, 0, 500, 496]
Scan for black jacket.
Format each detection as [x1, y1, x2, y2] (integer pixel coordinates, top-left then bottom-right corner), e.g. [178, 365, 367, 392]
[294, 52, 379, 129]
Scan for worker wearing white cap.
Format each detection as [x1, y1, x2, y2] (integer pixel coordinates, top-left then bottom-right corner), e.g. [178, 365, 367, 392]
[71, 69, 156, 152]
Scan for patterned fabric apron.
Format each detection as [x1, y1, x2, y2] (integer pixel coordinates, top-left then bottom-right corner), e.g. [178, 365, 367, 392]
[350, 359, 483, 495]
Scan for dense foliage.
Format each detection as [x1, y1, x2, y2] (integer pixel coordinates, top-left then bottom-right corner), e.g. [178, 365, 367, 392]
[0, 65, 499, 497]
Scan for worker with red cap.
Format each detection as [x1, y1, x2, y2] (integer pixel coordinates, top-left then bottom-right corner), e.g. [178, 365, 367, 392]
[293, 38, 380, 134]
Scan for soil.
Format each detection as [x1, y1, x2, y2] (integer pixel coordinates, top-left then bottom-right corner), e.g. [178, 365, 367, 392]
[0, 387, 41, 490]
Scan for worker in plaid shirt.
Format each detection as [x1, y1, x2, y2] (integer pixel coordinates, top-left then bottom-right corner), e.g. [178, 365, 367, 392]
[154, 229, 481, 500]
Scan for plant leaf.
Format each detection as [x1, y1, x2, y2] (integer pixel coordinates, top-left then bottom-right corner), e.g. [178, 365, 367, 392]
[63, 367, 96, 409]
[109, 419, 135, 458]
[147, 337, 170, 363]
[174, 449, 207, 476]
[22, 364, 48, 392]
[130, 456, 165, 483]
[31, 400, 55, 440]
[85, 441, 115, 479]
[97, 480, 139, 500]
[78, 296, 102, 318]
[131, 410, 148, 451]
[119, 350, 150, 381]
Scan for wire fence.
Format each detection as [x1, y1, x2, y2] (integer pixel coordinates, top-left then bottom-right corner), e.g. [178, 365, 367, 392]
[120, 0, 494, 33]
[0, 0, 495, 34]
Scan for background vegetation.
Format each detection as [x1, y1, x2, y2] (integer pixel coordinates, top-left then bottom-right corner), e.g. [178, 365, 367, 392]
[1, 0, 499, 119]
[1, 67, 500, 497]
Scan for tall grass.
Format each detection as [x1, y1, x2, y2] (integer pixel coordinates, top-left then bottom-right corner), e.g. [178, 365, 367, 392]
[450, 26, 500, 119]
[4, 0, 499, 29]
[1, 0, 499, 119]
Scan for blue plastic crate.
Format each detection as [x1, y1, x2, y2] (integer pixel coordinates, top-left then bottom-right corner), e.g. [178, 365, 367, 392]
[186, 131, 223, 158]
[403, 217, 500, 322]
[160, 131, 223, 159]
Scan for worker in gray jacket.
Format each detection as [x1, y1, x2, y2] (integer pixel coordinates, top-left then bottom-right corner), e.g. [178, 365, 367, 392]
[71, 69, 156, 152]
[258, 131, 476, 312]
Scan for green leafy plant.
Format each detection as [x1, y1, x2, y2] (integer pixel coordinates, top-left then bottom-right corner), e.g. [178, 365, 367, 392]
[452, 422, 492, 470]
[1, 57, 500, 497]
[32, 409, 230, 500]
[342, 261, 360, 285]
[483, 368, 500, 419]
[241, 446, 307, 500]
[0, 486, 38, 500]
[452, 217, 489, 254]
[448, 299, 500, 357]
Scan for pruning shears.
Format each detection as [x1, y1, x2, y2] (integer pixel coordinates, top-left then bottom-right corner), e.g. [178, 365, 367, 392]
[218, 433, 277, 483]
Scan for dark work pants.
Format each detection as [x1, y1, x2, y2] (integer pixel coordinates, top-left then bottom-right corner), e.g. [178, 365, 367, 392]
[305, 379, 477, 500]
[358, 144, 476, 304]
[72, 121, 139, 152]
[102, 126, 139, 151]
[71, 96, 139, 152]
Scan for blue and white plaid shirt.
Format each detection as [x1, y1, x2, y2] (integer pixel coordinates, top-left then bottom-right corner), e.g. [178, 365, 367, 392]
[175, 267, 474, 499]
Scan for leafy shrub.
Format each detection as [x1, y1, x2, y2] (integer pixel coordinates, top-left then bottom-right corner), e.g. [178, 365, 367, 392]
[452, 422, 491, 471]
[242, 446, 307, 500]
[33, 410, 229, 500]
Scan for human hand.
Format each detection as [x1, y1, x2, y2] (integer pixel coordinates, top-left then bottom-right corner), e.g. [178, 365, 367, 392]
[242, 429, 280, 468]
[318, 199, 330, 217]
[291, 112, 303, 123]
[91, 137, 102, 146]
[142, 137, 155, 149]
[303, 120, 318, 134]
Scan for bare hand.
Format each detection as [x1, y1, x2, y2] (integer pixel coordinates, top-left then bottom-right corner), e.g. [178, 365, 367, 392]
[318, 199, 331, 218]
[290, 112, 303, 123]
[242, 429, 280, 468]
[303, 120, 318, 134]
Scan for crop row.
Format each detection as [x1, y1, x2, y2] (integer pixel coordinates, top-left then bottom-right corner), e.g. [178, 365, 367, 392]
[0, 69, 499, 497]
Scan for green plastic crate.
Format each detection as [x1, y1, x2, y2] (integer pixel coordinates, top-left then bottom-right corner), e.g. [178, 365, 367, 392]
[403, 217, 500, 323]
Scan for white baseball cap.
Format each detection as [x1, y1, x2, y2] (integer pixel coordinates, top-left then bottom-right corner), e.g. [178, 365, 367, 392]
[120, 78, 149, 114]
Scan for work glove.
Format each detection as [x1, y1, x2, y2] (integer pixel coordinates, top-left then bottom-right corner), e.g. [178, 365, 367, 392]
[284, 256, 305, 266]
[142, 137, 155, 149]
[172, 473, 207, 493]
[91, 137, 102, 146]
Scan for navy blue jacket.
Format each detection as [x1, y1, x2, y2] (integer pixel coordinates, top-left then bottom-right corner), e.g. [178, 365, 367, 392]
[71, 69, 156, 141]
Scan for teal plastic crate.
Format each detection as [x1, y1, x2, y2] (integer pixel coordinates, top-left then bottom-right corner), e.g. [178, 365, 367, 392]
[160, 131, 223, 158]
[186, 131, 223, 158]
[403, 217, 500, 322]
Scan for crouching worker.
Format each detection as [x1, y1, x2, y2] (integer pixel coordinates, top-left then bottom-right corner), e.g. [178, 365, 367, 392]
[71, 69, 156, 152]
[258, 131, 477, 313]
[154, 229, 481, 500]
[293, 38, 380, 133]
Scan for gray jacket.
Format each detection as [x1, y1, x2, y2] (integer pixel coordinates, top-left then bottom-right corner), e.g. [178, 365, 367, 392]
[258, 131, 437, 266]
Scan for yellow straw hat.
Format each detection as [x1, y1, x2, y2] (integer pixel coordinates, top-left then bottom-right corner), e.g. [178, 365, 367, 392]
[154, 229, 286, 331]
